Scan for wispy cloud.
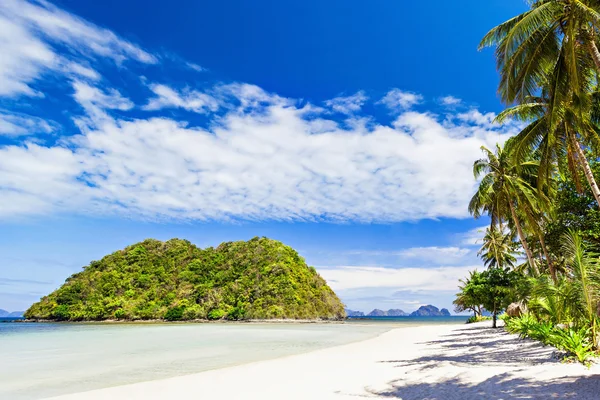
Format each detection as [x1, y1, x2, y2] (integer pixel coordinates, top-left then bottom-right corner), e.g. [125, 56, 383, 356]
[378, 89, 423, 112]
[319, 265, 475, 291]
[397, 246, 471, 263]
[459, 226, 488, 246]
[324, 91, 368, 114]
[0, 0, 155, 98]
[0, 1, 521, 223]
[143, 84, 220, 113]
[0, 111, 56, 136]
[440, 95, 462, 106]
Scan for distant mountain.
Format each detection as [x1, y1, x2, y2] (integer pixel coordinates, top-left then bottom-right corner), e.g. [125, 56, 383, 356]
[365, 308, 408, 317]
[8, 311, 24, 318]
[409, 305, 451, 317]
[0, 310, 24, 318]
[345, 309, 365, 317]
[387, 309, 408, 316]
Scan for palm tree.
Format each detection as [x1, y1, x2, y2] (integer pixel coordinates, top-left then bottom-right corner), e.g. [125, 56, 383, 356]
[469, 144, 545, 275]
[480, 0, 600, 104]
[478, 227, 518, 269]
[562, 230, 600, 347]
[481, 0, 600, 209]
[496, 96, 600, 210]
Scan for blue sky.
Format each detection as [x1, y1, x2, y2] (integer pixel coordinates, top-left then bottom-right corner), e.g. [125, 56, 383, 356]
[0, 0, 528, 313]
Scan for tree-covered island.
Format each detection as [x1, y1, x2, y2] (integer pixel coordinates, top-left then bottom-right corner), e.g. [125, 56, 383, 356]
[25, 237, 345, 321]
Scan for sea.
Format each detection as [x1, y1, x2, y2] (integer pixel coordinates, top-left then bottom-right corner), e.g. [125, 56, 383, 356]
[0, 316, 467, 400]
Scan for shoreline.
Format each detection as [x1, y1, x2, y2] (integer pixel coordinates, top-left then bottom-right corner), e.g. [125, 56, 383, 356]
[45, 321, 600, 400]
[14, 315, 467, 324]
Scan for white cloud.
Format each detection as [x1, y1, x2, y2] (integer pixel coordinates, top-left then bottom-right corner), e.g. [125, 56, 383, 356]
[319, 265, 475, 291]
[0, 111, 55, 136]
[345, 246, 471, 265]
[73, 81, 134, 111]
[143, 84, 220, 113]
[457, 109, 497, 127]
[440, 95, 462, 106]
[459, 226, 488, 246]
[0, 93, 518, 221]
[0, 14, 56, 97]
[378, 89, 423, 112]
[397, 246, 471, 264]
[0, 0, 155, 97]
[186, 62, 205, 72]
[324, 91, 368, 114]
[0, 0, 521, 223]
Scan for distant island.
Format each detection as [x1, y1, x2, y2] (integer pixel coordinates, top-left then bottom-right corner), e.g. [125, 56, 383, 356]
[25, 237, 345, 321]
[0, 309, 24, 318]
[409, 305, 451, 317]
[367, 309, 408, 317]
[346, 305, 451, 318]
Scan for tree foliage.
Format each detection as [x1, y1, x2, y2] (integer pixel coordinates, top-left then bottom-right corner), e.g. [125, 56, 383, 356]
[25, 237, 346, 321]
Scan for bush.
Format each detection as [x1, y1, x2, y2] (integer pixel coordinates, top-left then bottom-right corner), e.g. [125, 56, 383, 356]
[548, 327, 595, 364]
[227, 306, 246, 320]
[504, 315, 597, 364]
[207, 308, 225, 320]
[164, 306, 185, 321]
[466, 315, 492, 324]
[114, 309, 126, 319]
[52, 304, 71, 321]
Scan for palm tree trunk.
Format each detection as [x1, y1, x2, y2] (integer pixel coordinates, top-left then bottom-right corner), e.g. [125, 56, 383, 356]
[575, 140, 600, 208]
[588, 37, 600, 72]
[538, 232, 556, 283]
[508, 200, 538, 276]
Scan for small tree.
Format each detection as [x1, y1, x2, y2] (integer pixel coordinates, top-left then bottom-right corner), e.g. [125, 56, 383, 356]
[453, 270, 486, 317]
[480, 267, 520, 328]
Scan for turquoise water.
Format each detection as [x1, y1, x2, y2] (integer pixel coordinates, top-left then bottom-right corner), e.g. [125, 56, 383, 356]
[0, 317, 467, 399]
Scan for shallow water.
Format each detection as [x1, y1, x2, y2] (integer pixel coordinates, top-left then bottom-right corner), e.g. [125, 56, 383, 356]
[0, 317, 467, 399]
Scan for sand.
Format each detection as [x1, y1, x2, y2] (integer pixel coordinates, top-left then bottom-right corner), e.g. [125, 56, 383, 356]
[46, 321, 600, 400]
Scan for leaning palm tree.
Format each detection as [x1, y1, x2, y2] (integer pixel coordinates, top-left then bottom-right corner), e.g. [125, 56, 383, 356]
[469, 143, 545, 275]
[481, 0, 600, 208]
[478, 226, 518, 269]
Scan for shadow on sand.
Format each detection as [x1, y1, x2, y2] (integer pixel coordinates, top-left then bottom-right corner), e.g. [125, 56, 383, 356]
[370, 326, 600, 399]
[372, 373, 600, 399]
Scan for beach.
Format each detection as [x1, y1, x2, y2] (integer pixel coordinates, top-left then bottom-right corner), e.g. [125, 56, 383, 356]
[45, 321, 600, 400]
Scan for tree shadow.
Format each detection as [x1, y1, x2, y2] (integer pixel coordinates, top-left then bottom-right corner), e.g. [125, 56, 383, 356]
[370, 373, 600, 399]
[379, 326, 557, 372]
[366, 325, 600, 399]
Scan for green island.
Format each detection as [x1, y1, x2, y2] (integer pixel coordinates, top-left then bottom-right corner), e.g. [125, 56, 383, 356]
[25, 237, 345, 321]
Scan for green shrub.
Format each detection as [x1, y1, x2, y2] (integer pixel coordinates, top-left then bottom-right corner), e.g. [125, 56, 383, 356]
[114, 309, 126, 319]
[207, 308, 225, 320]
[227, 306, 246, 320]
[164, 306, 185, 321]
[52, 304, 71, 321]
[466, 315, 492, 324]
[505, 315, 597, 365]
[548, 327, 595, 364]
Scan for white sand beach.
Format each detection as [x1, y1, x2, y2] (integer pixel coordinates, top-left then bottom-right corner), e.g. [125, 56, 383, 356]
[47, 322, 600, 400]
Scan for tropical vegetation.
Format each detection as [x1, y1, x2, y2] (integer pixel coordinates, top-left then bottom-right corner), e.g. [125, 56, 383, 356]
[25, 237, 346, 321]
[455, 0, 600, 363]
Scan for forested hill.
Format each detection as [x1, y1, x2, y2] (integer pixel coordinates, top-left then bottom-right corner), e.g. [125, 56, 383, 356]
[25, 237, 345, 321]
